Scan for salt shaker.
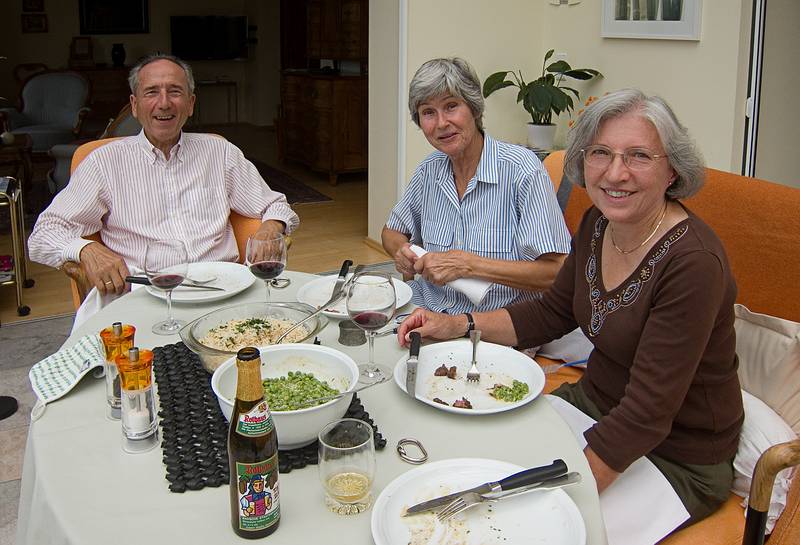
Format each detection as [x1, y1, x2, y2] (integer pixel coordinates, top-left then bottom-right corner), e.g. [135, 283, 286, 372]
[116, 347, 159, 454]
[99, 322, 135, 420]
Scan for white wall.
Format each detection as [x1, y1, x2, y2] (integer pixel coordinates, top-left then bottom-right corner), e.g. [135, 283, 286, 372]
[540, 1, 748, 171]
[367, 0, 756, 239]
[368, 0, 401, 242]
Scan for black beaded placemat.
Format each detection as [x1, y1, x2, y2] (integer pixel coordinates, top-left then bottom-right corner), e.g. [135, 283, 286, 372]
[152, 342, 387, 493]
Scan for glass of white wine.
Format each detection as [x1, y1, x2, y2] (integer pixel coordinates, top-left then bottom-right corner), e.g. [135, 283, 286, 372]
[318, 418, 375, 515]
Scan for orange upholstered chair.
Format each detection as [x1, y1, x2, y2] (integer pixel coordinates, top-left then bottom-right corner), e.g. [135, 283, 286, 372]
[61, 137, 264, 308]
[541, 150, 800, 545]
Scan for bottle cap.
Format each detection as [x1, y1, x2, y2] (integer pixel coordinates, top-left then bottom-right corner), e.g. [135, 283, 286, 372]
[128, 347, 140, 362]
[112, 322, 123, 336]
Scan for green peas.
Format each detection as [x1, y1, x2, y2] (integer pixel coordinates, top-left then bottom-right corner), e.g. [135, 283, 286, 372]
[491, 380, 530, 403]
[261, 372, 340, 411]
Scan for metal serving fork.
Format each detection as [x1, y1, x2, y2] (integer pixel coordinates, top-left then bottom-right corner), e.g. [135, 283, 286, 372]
[466, 329, 481, 383]
[436, 472, 582, 523]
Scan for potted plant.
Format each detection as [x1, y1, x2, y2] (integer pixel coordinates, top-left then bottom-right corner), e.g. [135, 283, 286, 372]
[483, 50, 602, 150]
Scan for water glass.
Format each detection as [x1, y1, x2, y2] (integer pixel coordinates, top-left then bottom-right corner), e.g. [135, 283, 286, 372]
[318, 418, 375, 515]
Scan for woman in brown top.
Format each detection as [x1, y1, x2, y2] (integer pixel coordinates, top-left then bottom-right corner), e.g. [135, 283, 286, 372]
[397, 89, 744, 524]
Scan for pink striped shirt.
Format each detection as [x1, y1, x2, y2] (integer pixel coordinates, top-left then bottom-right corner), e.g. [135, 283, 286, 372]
[29, 131, 299, 269]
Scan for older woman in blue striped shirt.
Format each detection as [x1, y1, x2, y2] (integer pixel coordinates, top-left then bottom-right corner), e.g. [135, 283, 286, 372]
[382, 58, 571, 314]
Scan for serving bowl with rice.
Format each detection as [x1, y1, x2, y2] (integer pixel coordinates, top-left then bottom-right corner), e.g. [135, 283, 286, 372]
[179, 302, 329, 373]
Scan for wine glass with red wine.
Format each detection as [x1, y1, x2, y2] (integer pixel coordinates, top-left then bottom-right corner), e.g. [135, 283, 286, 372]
[246, 234, 287, 303]
[346, 273, 396, 384]
[144, 240, 188, 335]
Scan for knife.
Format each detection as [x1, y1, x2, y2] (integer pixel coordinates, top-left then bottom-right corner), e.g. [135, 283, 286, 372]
[404, 459, 568, 515]
[329, 259, 353, 302]
[405, 332, 421, 398]
[125, 276, 226, 291]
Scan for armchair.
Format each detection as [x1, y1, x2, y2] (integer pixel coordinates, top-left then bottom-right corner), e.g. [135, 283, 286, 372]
[47, 103, 140, 194]
[0, 71, 90, 153]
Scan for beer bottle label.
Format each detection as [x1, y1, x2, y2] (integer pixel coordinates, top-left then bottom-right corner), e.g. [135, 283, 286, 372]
[235, 454, 280, 532]
[235, 401, 274, 436]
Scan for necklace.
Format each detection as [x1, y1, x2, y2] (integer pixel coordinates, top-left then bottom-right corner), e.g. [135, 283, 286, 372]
[610, 203, 668, 255]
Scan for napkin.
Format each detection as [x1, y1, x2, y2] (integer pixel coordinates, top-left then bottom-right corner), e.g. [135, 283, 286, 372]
[29, 334, 106, 420]
[546, 395, 690, 545]
[408, 245, 492, 306]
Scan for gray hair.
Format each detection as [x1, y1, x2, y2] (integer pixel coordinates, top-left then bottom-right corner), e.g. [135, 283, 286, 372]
[128, 54, 195, 95]
[408, 57, 484, 131]
[564, 89, 705, 199]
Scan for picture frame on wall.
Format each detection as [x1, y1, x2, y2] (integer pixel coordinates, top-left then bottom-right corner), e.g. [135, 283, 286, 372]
[21, 14, 48, 33]
[22, 0, 44, 12]
[79, 0, 149, 35]
[601, 0, 702, 40]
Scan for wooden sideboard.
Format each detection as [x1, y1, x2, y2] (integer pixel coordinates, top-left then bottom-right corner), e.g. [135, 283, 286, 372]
[76, 66, 130, 136]
[306, 0, 368, 61]
[278, 72, 367, 185]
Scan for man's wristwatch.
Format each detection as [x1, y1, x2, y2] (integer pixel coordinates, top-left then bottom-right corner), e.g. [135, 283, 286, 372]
[463, 312, 475, 338]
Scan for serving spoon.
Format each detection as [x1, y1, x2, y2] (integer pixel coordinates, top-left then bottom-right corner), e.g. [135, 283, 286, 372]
[297, 376, 389, 408]
[275, 264, 366, 344]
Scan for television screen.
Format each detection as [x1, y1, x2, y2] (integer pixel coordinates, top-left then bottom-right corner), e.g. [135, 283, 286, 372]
[170, 16, 248, 61]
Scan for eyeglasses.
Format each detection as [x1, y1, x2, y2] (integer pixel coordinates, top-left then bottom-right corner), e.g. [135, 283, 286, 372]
[581, 145, 668, 171]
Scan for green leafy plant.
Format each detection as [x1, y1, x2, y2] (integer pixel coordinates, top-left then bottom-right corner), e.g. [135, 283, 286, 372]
[483, 50, 602, 125]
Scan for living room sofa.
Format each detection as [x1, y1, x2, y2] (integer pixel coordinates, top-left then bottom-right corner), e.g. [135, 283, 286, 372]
[541, 150, 800, 544]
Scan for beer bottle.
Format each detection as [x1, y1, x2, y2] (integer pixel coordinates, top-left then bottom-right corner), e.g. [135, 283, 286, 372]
[228, 347, 280, 538]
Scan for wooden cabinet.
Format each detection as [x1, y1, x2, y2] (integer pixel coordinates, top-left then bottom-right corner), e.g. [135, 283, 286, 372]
[75, 67, 130, 136]
[279, 72, 367, 185]
[306, 0, 368, 61]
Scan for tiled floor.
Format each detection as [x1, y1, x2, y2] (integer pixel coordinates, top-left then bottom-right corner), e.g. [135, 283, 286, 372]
[0, 314, 73, 545]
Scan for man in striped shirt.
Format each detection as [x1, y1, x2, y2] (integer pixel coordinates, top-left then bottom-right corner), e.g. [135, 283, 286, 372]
[28, 54, 298, 324]
[382, 58, 570, 315]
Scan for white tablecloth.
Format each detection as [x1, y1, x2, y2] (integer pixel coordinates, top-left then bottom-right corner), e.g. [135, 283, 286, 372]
[16, 270, 608, 545]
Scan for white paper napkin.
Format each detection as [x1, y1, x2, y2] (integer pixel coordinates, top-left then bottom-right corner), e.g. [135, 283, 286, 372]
[409, 245, 492, 306]
[546, 395, 690, 545]
[28, 334, 106, 419]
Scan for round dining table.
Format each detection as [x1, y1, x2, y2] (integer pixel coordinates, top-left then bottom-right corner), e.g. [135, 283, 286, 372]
[16, 270, 608, 544]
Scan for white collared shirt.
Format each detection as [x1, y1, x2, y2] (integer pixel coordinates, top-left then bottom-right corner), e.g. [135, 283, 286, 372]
[29, 131, 299, 270]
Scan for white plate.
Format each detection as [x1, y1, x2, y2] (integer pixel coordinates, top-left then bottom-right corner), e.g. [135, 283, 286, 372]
[145, 261, 255, 303]
[371, 458, 586, 545]
[295, 273, 413, 319]
[393, 339, 545, 415]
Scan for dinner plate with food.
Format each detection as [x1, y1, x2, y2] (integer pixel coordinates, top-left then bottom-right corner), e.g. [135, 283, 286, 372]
[295, 273, 413, 318]
[145, 261, 255, 303]
[392, 339, 545, 415]
[371, 458, 586, 545]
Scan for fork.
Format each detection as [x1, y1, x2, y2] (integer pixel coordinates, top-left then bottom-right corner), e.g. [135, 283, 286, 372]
[436, 472, 582, 523]
[185, 274, 218, 284]
[466, 329, 481, 383]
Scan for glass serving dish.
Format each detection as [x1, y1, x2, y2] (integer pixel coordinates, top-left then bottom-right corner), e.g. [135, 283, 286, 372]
[179, 301, 329, 373]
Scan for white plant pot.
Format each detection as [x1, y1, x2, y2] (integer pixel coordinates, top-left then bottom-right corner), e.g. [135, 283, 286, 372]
[527, 123, 557, 151]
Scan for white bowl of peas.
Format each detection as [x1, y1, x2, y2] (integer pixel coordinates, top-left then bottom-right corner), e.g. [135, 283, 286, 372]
[211, 343, 359, 450]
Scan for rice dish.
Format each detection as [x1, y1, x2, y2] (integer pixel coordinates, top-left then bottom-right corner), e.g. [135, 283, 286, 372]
[200, 317, 309, 351]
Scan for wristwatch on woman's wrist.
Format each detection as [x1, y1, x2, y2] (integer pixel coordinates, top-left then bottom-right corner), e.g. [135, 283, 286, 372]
[463, 312, 475, 338]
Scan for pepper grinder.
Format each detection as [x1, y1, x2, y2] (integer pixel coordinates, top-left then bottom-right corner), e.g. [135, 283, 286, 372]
[99, 322, 135, 420]
[116, 347, 159, 454]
